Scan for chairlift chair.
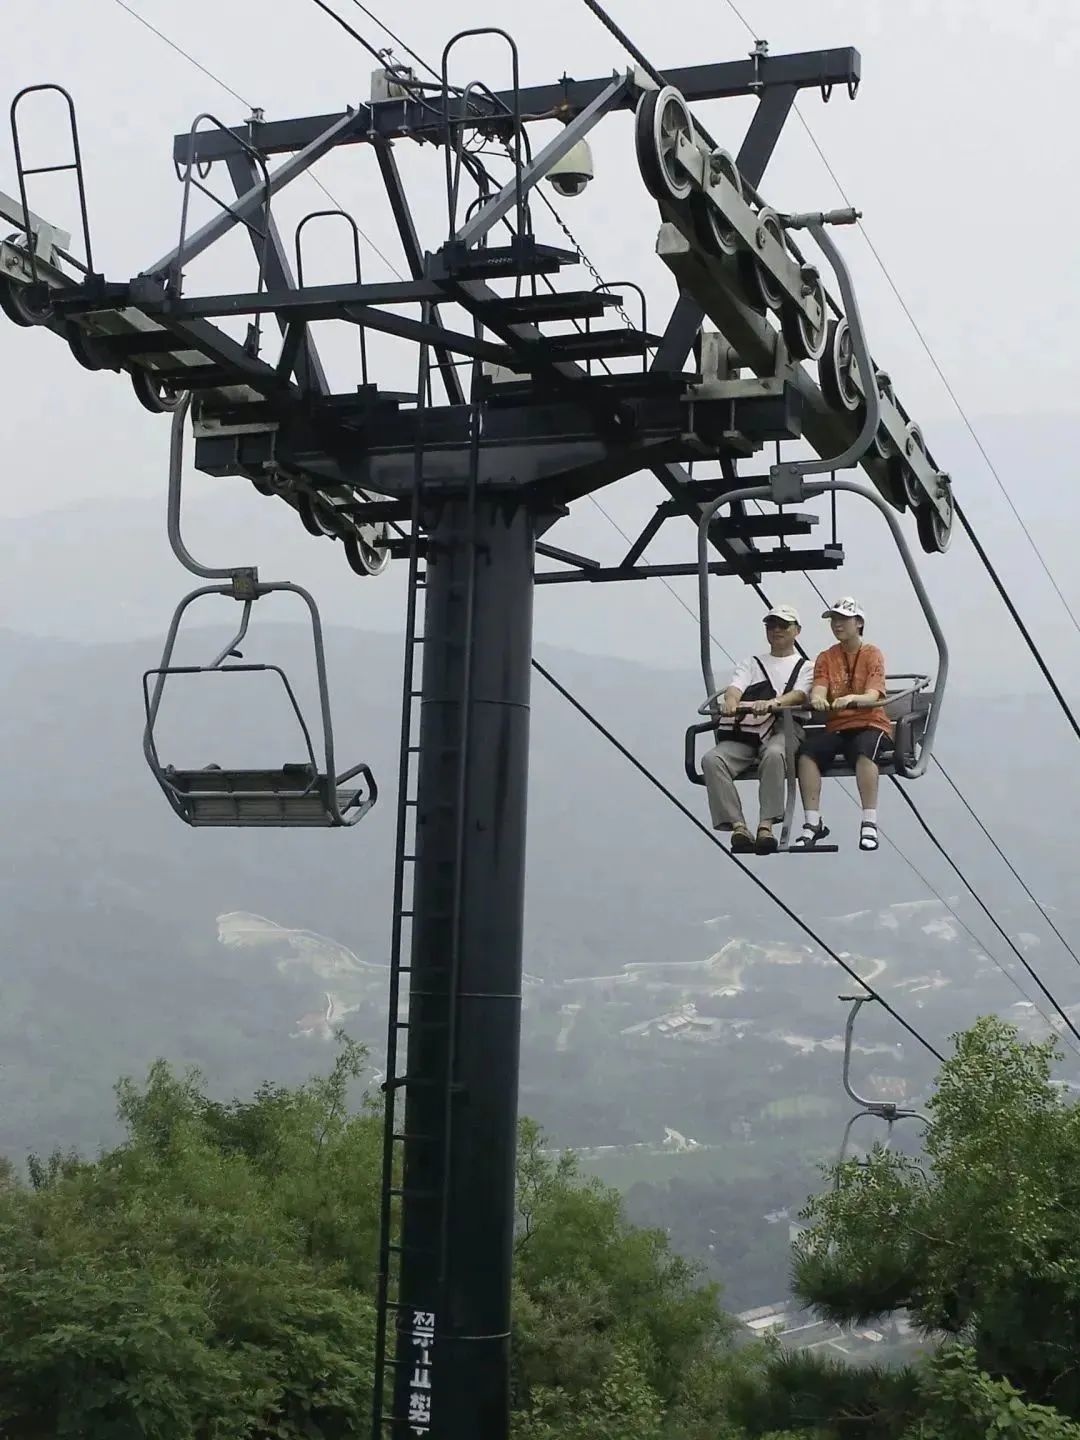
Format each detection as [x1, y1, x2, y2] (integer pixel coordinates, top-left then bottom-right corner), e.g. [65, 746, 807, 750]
[686, 212, 949, 854]
[142, 394, 378, 829]
[685, 673, 935, 852]
[833, 994, 929, 1189]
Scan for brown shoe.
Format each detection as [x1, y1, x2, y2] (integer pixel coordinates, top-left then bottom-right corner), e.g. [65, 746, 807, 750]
[755, 825, 779, 855]
[730, 825, 754, 854]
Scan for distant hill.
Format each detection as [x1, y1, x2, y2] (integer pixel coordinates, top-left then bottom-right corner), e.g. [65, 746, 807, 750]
[2, 616, 1079, 1167]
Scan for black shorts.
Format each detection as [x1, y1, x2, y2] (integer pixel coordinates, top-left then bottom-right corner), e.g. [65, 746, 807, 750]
[799, 726, 890, 773]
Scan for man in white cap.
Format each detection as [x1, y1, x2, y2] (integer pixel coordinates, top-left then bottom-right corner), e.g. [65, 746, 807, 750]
[701, 604, 815, 854]
[794, 597, 890, 852]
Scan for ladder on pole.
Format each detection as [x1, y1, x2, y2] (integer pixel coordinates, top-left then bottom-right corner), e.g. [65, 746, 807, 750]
[370, 316, 483, 1435]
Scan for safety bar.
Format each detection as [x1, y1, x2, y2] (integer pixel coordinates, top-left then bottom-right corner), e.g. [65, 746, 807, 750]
[143, 658, 320, 801]
[696, 673, 929, 719]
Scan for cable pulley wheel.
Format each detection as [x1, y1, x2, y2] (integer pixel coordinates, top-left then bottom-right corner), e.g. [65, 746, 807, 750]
[694, 147, 743, 256]
[131, 368, 183, 414]
[818, 317, 863, 412]
[901, 421, 928, 510]
[916, 480, 954, 554]
[738, 207, 786, 313]
[780, 272, 828, 363]
[0, 273, 51, 327]
[344, 529, 391, 577]
[297, 490, 340, 539]
[66, 323, 112, 372]
[635, 86, 695, 203]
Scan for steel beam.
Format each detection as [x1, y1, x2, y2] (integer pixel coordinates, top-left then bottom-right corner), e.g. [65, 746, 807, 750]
[224, 151, 328, 394]
[453, 75, 631, 249]
[147, 109, 359, 281]
[373, 139, 466, 408]
[737, 82, 799, 188]
[534, 549, 844, 583]
[163, 278, 444, 320]
[172, 49, 860, 164]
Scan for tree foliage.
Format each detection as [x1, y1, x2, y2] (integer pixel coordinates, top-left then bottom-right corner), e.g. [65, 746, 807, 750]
[0, 1036, 380, 1438]
[790, 1017, 1080, 1417]
[0, 1042, 736, 1438]
[3, 1016, 1079, 1438]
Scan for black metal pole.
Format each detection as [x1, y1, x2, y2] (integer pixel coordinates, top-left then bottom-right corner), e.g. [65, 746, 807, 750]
[391, 495, 537, 1439]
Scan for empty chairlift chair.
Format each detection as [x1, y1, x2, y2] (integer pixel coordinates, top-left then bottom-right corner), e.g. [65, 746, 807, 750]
[142, 395, 377, 828]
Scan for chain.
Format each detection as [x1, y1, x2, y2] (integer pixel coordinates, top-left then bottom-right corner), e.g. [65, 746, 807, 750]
[529, 183, 636, 332]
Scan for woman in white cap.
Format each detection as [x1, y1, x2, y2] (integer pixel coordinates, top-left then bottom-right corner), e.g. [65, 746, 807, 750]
[794, 597, 890, 852]
[702, 604, 814, 854]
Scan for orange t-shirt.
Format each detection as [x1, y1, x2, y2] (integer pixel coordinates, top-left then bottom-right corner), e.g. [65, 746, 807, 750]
[812, 643, 891, 735]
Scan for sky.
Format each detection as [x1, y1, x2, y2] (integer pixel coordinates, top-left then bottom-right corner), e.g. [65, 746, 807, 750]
[3, 0, 1080, 699]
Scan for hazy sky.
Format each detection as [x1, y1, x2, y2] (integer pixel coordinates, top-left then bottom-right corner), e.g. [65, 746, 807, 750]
[3, 0, 1080, 694]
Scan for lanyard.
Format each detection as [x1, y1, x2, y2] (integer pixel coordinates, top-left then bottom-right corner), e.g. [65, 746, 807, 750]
[843, 645, 862, 693]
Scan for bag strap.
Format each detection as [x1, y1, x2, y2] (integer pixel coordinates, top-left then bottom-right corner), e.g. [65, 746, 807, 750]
[784, 658, 804, 695]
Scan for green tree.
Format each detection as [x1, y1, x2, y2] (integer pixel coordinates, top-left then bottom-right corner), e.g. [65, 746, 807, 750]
[511, 1117, 736, 1438]
[721, 1018, 1080, 1439]
[0, 1035, 379, 1438]
[0, 1043, 740, 1438]
[792, 1017, 1080, 1416]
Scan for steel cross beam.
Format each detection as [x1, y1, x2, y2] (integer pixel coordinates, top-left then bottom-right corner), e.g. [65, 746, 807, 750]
[224, 151, 329, 395]
[170, 48, 860, 165]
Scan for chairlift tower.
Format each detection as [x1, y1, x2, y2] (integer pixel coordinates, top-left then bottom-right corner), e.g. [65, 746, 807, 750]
[1, 29, 956, 1439]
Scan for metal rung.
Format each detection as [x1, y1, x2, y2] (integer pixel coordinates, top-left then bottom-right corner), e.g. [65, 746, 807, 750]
[21, 161, 77, 176]
[383, 1076, 452, 1093]
[389, 1186, 440, 1199]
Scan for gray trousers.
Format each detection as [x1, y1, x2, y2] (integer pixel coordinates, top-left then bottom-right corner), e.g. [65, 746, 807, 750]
[701, 727, 792, 831]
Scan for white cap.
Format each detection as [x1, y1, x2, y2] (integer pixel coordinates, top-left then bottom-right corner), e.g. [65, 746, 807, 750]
[821, 596, 866, 620]
[764, 603, 801, 626]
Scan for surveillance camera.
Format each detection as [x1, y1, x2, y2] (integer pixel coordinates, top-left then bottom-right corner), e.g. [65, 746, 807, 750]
[545, 139, 594, 198]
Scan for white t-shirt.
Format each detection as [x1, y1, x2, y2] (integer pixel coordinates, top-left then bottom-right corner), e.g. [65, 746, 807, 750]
[729, 652, 815, 703]
[718, 652, 814, 740]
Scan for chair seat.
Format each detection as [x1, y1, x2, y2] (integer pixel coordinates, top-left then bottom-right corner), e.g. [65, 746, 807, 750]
[163, 766, 364, 828]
